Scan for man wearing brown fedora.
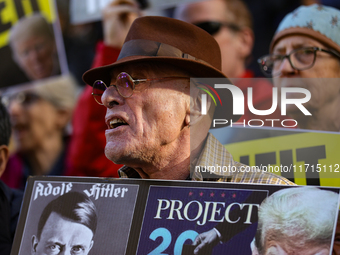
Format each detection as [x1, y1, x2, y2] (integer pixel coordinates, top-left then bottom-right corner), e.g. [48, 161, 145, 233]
[83, 16, 294, 183]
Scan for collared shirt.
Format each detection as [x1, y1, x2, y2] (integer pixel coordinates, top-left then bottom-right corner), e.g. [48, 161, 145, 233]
[119, 133, 295, 185]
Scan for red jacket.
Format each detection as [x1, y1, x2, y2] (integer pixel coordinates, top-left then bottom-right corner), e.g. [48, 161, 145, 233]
[65, 42, 123, 177]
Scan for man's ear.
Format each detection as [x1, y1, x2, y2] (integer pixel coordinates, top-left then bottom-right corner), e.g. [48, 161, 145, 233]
[189, 86, 213, 127]
[0, 145, 9, 177]
[89, 240, 94, 251]
[31, 235, 39, 254]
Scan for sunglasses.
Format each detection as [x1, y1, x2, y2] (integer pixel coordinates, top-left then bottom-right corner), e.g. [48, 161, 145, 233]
[194, 21, 241, 36]
[92, 72, 188, 105]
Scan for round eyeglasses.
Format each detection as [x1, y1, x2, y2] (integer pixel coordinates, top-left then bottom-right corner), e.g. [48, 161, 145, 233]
[257, 47, 340, 77]
[92, 72, 189, 105]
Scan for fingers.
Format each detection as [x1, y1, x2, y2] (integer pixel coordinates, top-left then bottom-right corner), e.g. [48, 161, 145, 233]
[194, 243, 204, 254]
[192, 234, 202, 246]
[193, 234, 208, 254]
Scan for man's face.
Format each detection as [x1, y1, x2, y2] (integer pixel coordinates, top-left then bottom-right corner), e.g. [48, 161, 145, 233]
[13, 35, 56, 80]
[102, 64, 190, 172]
[32, 212, 94, 255]
[175, 0, 242, 78]
[272, 35, 340, 116]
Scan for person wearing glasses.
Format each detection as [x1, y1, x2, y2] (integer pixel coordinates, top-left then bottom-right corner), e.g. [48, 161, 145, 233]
[0, 76, 78, 190]
[258, 4, 340, 132]
[174, 0, 284, 126]
[174, 0, 253, 79]
[82, 15, 295, 183]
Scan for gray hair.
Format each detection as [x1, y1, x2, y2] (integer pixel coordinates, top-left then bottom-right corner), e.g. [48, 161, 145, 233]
[9, 13, 54, 49]
[255, 186, 339, 254]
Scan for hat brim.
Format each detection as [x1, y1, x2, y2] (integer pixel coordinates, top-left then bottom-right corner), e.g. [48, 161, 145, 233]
[83, 55, 228, 86]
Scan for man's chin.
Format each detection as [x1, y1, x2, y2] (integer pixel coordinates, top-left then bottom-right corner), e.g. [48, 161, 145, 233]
[104, 145, 129, 165]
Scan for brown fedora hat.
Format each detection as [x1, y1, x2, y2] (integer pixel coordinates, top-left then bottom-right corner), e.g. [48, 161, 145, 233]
[83, 16, 241, 127]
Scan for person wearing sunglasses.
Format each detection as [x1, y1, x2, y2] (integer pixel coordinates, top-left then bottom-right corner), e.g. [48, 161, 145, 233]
[0, 75, 78, 190]
[174, 0, 253, 79]
[258, 4, 340, 132]
[174, 0, 284, 127]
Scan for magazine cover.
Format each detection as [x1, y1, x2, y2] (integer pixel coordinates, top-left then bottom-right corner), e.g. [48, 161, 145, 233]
[12, 178, 139, 255]
[136, 185, 339, 255]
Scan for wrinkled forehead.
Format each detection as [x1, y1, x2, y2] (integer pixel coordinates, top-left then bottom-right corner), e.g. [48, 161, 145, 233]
[273, 34, 328, 52]
[263, 238, 330, 255]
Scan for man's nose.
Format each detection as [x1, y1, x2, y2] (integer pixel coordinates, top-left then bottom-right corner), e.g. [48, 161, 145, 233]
[101, 86, 122, 108]
[278, 56, 297, 77]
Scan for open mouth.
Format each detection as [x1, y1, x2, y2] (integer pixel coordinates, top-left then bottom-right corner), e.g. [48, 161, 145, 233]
[109, 118, 128, 129]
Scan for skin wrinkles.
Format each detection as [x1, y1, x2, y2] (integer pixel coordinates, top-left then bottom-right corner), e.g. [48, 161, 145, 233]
[102, 64, 192, 179]
[263, 240, 329, 255]
[273, 35, 340, 131]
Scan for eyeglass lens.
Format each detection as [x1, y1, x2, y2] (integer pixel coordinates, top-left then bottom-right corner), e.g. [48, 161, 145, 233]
[116, 72, 134, 98]
[260, 48, 317, 77]
[93, 72, 135, 104]
[92, 80, 107, 104]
